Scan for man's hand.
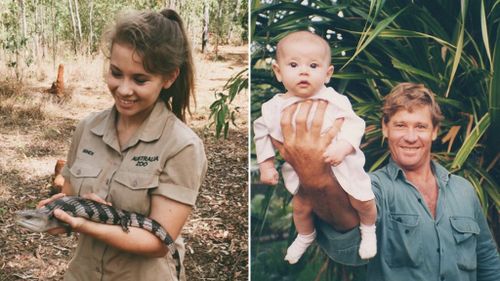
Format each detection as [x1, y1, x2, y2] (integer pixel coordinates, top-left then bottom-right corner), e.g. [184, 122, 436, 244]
[271, 99, 359, 230]
[271, 100, 343, 189]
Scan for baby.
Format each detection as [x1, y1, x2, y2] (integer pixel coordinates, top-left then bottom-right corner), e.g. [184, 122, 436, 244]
[253, 31, 377, 264]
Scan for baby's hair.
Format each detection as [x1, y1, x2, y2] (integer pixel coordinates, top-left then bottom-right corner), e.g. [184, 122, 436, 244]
[104, 9, 194, 122]
[382, 82, 443, 127]
[275, 30, 331, 64]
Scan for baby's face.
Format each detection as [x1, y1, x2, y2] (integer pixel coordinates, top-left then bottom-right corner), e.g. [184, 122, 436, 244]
[273, 38, 333, 98]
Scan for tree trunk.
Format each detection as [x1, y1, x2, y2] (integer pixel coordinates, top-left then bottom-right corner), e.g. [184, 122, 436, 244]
[74, 0, 83, 43]
[40, 3, 46, 58]
[18, 0, 27, 38]
[51, 0, 57, 68]
[201, 0, 209, 53]
[89, 0, 94, 55]
[229, 0, 241, 43]
[67, 0, 77, 53]
[16, 0, 26, 80]
[33, 0, 42, 77]
[214, 1, 223, 58]
[168, 0, 176, 10]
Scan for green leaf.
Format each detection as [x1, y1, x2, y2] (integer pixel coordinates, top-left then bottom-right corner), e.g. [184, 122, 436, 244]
[468, 164, 500, 207]
[368, 150, 390, 172]
[480, 0, 492, 68]
[489, 23, 500, 143]
[391, 59, 440, 82]
[341, 7, 408, 70]
[445, 0, 468, 97]
[452, 113, 490, 169]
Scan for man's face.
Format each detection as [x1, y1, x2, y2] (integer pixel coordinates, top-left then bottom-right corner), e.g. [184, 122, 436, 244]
[272, 38, 333, 98]
[382, 106, 438, 171]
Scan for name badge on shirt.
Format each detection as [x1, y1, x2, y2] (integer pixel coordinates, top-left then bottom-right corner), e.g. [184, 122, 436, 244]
[132, 155, 159, 167]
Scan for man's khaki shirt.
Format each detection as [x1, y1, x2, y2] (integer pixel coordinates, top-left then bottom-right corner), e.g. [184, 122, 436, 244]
[61, 101, 207, 281]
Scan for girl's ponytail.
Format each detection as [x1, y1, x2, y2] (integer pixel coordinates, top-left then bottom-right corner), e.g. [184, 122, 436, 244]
[158, 9, 195, 122]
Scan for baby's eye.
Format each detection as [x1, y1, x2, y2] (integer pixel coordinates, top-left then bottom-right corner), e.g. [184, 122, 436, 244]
[289, 62, 298, 68]
[310, 63, 318, 69]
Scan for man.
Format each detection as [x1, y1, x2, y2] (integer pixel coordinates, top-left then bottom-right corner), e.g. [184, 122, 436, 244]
[272, 83, 500, 280]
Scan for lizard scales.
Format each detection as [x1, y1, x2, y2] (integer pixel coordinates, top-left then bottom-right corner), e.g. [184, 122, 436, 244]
[15, 196, 178, 257]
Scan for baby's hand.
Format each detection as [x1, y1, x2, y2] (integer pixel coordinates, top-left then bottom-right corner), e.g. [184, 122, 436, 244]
[260, 167, 279, 185]
[323, 149, 346, 166]
[323, 140, 354, 167]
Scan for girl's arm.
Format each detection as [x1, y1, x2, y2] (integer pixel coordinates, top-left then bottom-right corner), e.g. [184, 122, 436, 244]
[53, 194, 190, 258]
[44, 180, 190, 258]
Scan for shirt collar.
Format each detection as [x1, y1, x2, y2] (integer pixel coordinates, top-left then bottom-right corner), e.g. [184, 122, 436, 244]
[279, 85, 340, 108]
[386, 157, 451, 186]
[90, 101, 172, 151]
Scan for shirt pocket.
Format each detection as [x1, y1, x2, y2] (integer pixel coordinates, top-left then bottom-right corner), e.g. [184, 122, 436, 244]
[69, 163, 102, 195]
[384, 213, 422, 268]
[111, 171, 159, 214]
[450, 216, 479, 271]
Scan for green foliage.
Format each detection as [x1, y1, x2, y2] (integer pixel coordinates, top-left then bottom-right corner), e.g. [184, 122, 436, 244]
[208, 0, 248, 45]
[251, 0, 500, 279]
[0, 1, 28, 75]
[209, 69, 248, 138]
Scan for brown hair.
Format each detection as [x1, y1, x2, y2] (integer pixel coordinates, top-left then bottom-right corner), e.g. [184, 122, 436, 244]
[104, 9, 194, 122]
[382, 82, 443, 127]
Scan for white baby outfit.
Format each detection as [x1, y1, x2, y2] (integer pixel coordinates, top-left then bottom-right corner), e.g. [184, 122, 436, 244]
[254, 86, 374, 202]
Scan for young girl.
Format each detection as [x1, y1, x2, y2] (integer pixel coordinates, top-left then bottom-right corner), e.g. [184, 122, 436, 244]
[37, 9, 207, 281]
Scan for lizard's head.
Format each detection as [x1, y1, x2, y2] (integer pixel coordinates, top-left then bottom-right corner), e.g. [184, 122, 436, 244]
[15, 210, 61, 232]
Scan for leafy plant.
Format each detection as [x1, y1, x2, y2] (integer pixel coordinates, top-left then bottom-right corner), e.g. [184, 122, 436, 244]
[209, 68, 248, 138]
[251, 0, 500, 279]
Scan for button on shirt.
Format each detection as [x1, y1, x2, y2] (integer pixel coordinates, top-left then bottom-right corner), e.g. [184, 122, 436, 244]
[61, 101, 207, 281]
[316, 159, 500, 281]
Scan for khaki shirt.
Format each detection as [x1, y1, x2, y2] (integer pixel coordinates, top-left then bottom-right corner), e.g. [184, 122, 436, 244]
[61, 101, 207, 281]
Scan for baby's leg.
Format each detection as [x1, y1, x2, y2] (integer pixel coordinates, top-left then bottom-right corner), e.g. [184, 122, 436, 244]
[349, 196, 377, 259]
[284, 195, 316, 264]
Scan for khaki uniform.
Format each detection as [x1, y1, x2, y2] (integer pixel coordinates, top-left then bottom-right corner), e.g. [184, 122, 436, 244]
[61, 101, 207, 281]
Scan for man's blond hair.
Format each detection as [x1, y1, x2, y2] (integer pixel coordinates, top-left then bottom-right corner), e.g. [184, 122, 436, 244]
[383, 82, 444, 127]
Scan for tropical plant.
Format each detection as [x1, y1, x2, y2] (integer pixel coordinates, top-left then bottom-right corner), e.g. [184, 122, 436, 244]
[250, 0, 500, 280]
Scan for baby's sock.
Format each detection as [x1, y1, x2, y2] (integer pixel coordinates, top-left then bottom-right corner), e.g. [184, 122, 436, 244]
[284, 230, 316, 264]
[358, 223, 377, 259]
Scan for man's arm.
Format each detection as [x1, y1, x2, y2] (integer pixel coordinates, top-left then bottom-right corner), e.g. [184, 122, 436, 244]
[271, 100, 359, 231]
[474, 193, 500, 280]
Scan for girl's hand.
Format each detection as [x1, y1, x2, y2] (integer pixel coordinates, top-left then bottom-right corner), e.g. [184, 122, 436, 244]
[36, 193, 69, 235]
[36, 193, 66, 209]
[82, 193, 112, 206]
[38, 193, 111, 234]
[52, 209, 87, 233]
[53, 193, 112, 233]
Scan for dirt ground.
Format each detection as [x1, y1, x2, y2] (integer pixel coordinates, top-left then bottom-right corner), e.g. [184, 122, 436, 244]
[0, 45, 248, 280]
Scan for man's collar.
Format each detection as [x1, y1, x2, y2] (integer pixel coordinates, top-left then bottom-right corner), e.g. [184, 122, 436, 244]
[386, 157, 451, 184]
